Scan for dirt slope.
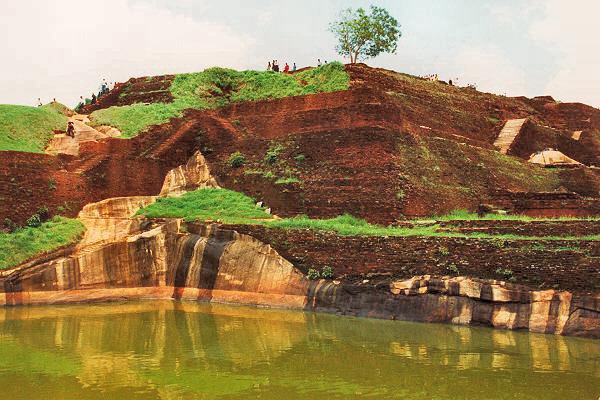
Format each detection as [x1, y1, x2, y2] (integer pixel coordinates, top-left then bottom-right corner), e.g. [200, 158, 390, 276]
[2, 64, 600, 226]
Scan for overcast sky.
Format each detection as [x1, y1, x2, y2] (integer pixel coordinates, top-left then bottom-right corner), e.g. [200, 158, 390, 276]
[1, 0, 598, 108]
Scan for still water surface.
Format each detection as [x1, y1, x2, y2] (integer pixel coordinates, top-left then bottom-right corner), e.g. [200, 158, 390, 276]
[0, 301, 597, 399]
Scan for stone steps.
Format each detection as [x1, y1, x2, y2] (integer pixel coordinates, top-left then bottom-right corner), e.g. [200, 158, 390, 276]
[72, 154, 108, 174]
[148, 120, 198, 159]
[493, 118, 528, 154]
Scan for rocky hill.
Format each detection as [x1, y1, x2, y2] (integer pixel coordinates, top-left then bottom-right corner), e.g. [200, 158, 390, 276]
[0, 63, 599, 337]
[1, 63, 599, 225]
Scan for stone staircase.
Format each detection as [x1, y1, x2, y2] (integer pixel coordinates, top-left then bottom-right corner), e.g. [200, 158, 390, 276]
[72, 154, 108, 174]
[148, 120, 198, 159]
[45, 115, 110, 156]
[493, 118, 528, 154]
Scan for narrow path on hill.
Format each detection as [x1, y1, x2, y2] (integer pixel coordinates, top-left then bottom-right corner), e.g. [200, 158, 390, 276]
[493, 118, 528, 154]
[45, 114, 121, 156]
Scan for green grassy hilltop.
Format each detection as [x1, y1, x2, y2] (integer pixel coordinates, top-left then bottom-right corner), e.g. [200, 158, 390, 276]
[0, 104, 68, 153]
[90, 62, 350, 137]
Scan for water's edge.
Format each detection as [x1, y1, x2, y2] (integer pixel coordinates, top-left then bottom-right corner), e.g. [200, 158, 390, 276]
[1, 223, 598, 339]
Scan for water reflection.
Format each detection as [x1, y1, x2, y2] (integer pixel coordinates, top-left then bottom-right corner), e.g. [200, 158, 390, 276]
[0, 301, 597, 399]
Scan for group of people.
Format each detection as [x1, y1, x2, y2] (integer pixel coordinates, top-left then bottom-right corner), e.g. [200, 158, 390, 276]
[421, 73, 459, 86]
[267, 60, 296, 73]
[76, 79, 114, 111]
[36, 97, 59, 107]
[267, 59, 328, 73]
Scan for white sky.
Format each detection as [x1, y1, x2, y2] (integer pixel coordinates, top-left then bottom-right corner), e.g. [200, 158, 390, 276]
[0, 0, 598, 108]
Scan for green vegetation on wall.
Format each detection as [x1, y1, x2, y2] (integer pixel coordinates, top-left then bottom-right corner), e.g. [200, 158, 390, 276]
[90, 62, 350, 138]
[432, 209, 600, 222]
[0, 217, 85, 270]
[396, 136, 560, 214]
[0, 105, 67, 153]
[136, 188, 272, 224]
[137, 188, 600, 241]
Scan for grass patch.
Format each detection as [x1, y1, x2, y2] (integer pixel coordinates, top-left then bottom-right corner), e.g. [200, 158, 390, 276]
[268, 215, 600, 240]
[433, 209, 600, 222]
[275, 177, 301, 185]
[137, 188, 600, 241]
[136, 188, 271, 224]
[0, 104, 67, 152]
[40, 102, 74, 116]
[91, 62, 350, 138]
[0, 216, 85, 270]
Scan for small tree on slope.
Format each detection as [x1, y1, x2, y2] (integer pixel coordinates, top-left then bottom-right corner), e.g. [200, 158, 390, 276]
[329, 6, 402, 64]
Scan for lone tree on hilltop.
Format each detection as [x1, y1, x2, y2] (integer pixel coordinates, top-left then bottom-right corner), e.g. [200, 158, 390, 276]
[329, 6, 402, 64]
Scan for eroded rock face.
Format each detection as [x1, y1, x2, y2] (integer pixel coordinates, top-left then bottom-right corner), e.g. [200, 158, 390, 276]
[0, 224, 309, 310]
[159, 151, 219, 197]
[78, 196, 157, 245]
[308, 276, 600, 338]
[0, 223, 598, 338]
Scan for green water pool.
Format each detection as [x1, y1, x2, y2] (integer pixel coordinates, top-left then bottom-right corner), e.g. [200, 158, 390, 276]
[0, 301, 597, 399]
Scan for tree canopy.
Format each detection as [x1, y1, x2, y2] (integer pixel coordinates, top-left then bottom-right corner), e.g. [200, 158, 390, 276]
[329, 6, 402, 64]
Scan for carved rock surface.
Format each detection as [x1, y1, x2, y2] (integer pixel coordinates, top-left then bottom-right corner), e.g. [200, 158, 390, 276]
[1, 224, 598, 338]
[0, 224, 309, 310]
[159, 151, 219, 197]
[78, 196, 157, 246]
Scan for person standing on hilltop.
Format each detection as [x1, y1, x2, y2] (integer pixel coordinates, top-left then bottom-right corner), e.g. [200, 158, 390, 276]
[36, 98, 42, 107]
[292, 62, 297, 72]
[284, 63, 290, 73]
[91, 93, 97, 105]
[317, 59, 322, 67]
[267, 61, 271, 71]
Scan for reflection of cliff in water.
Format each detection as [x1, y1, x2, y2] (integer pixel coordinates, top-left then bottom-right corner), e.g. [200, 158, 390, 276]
[0, 302, 598, 399]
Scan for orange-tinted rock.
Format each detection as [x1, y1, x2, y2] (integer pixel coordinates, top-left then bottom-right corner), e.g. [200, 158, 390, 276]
[1, 223, 598, 338]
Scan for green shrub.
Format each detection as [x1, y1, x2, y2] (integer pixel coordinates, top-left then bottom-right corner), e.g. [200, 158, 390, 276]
[438, 246, 449, 256]
[228, 151, 246, 168]
[264, 144, 285, 165]
[321, 266, 334, 279]
[26, 214, 42, 228]
[307, 268, 321, 280]
[36, 206, 50, 222]
[48, 178, 57, 190]
[446, 264, 459, 275]
[495, 268, 514, 278]
[294, 154, 306, 162]
[3, 218, 17, 233]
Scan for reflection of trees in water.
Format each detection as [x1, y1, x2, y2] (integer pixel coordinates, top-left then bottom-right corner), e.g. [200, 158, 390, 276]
[0, 302, 598, 399]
